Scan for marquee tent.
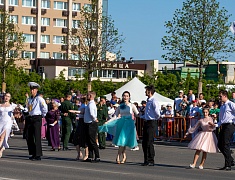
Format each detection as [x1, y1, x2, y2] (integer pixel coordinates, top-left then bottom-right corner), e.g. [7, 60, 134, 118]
[104, 77, 174, 106]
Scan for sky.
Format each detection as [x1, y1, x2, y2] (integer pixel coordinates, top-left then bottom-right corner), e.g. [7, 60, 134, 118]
[108, 0, 235, 62]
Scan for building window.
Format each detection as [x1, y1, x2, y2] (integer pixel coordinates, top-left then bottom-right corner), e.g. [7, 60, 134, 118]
[22, 16, 36, 25]
[113, 70, 118, 78]
[53, 36, 65, 44]
[84, 4, 93, 12]
[23, 34, 35, 42]
[68, 68, 85, 76]
[9, 15, 18, 24]
[72, 3, 80, 11]
[41, 17, 50, 26]
[41, 35, 50, 43]
[22, 0, 36, 7]
[8, 50, 17, 58]
[72, 20, 80, 28]
[0, 0, 3, 5]
[9, 0, 18, 6]
[54, 1, 67, 10]
[92, 70, 98, 77]
[22, 51, 35, 59]
[70, 37, 79, 45]
[70, 54, 79, 60]
[54, 18, 67, 27]
[41, 0, 50, 8]
[40, 52, 50, 58]
[53, 52, 66, 59]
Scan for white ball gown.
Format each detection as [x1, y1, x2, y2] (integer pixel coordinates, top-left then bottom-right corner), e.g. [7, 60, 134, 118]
[0, 105, 15, 149]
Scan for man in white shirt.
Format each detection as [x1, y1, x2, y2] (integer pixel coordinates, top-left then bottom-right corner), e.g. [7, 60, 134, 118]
[212, 90, 235, 170]
[84, 91, 100, 163]
[141, 85, 160, 166]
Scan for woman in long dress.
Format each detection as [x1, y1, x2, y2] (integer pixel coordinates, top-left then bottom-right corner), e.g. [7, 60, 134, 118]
[45, 101, 61, 151]
[99, 91, 139, 164]
[184, 108, 219, 169]
[0, 93, 16, 158]
[69, 97, 89, 161]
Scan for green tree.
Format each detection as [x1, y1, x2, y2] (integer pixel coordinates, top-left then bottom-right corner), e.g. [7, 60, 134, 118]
[0, 10, 25, 93]
[161, 0, 235, 96]
[69, 0, 124, 91]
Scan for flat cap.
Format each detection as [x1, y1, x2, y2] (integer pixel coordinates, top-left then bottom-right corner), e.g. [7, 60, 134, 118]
[28, 82, 40, 89]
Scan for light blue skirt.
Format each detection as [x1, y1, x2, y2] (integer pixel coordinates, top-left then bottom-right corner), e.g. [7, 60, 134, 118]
[99, 116, 138, 148]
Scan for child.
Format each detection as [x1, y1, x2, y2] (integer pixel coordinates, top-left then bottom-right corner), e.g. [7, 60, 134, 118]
[184, 108, 218, 169]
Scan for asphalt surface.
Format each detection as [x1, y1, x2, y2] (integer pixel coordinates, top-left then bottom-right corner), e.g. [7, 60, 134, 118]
[0, 135, 235, 180]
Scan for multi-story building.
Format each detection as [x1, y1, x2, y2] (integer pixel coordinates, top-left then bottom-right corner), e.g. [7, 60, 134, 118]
[1, 0, 104, 69]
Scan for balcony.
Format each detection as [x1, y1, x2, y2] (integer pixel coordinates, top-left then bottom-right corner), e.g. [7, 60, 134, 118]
[30, 26, 37, 32]
[40, 43, 46, 49]
[41, 26, 46, 32]
[30, 43, 37, 49]
[9, 23, 15, 30]
[62, 28, 68, 34]
[71, 45, 77, 51]
[9, 6, 14, 12]
[62, 11, 69, 17]
[41, 9, 47, 15]
[72, 28, 78, 34]
[72, 11, 77, 17]
[31, 8, 38, 15]
[61, 45, 68, 51]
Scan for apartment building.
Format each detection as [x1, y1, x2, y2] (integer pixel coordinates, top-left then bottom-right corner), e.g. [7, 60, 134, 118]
[1, 0, 103, 67]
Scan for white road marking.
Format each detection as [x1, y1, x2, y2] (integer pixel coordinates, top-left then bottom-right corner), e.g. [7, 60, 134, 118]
[0, 177, 19, 180]
[0, 159, 132, 175]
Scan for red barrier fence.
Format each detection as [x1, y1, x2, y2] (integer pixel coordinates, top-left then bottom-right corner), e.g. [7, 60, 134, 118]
[136, 117, 192, 142]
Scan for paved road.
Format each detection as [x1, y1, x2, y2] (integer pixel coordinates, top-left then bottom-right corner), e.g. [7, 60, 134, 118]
[0, 135, 235, 180]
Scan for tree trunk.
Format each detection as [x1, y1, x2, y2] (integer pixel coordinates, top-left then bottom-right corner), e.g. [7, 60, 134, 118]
[198, 66, 203, 97]
[1, 69, 6, 93]
[87, 72, 92, 92]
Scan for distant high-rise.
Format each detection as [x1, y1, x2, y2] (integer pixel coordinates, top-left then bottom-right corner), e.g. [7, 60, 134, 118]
[0, 0, 105, 62]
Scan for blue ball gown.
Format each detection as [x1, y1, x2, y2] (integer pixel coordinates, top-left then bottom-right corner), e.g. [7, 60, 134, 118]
[99, 103, 138, 148]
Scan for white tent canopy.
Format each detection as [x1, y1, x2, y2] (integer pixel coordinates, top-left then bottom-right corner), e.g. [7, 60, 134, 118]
[104, 77, 174, 106]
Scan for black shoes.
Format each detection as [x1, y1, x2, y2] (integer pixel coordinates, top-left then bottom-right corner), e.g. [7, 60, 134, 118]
[83, 158, 92, 162]
[219, 166, 231, 171]
[93, 158, 100, 163]
[231, 161, 235, 166]
[29, 155, 35, 160]
[141, 162, 154, 166]
[83, 158, 100, 163]
[99, 146, 106, 150]
[29, 156, 41, 161]
[63, 147, 71, 151]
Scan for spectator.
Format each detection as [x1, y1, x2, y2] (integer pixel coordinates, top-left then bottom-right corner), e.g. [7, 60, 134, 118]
[46, 98, 53, 111]
[230, 92, 235, 103]
[174, 90, 184, 115]
[110, 91, 118, 105]
[189, 100, 200, 138]
[188, 90, 195, 104]
[198, 93, 206, 105]
[176, 103, 188, 118]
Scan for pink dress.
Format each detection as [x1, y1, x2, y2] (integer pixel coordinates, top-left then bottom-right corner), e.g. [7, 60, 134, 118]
[187, 117, 219, 153]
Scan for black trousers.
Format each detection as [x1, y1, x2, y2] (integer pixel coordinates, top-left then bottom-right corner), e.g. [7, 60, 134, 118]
[85, 122, 100, 159]
[218, 123, 235, 167]
[142, 120, 157, 163]
[26, 115, 42, 157]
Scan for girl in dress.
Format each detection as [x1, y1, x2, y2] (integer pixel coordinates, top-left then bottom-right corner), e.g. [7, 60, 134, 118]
[184, 108, 218, 169]
[99, 91, 139, 164]
[0, 93, 16, 158]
